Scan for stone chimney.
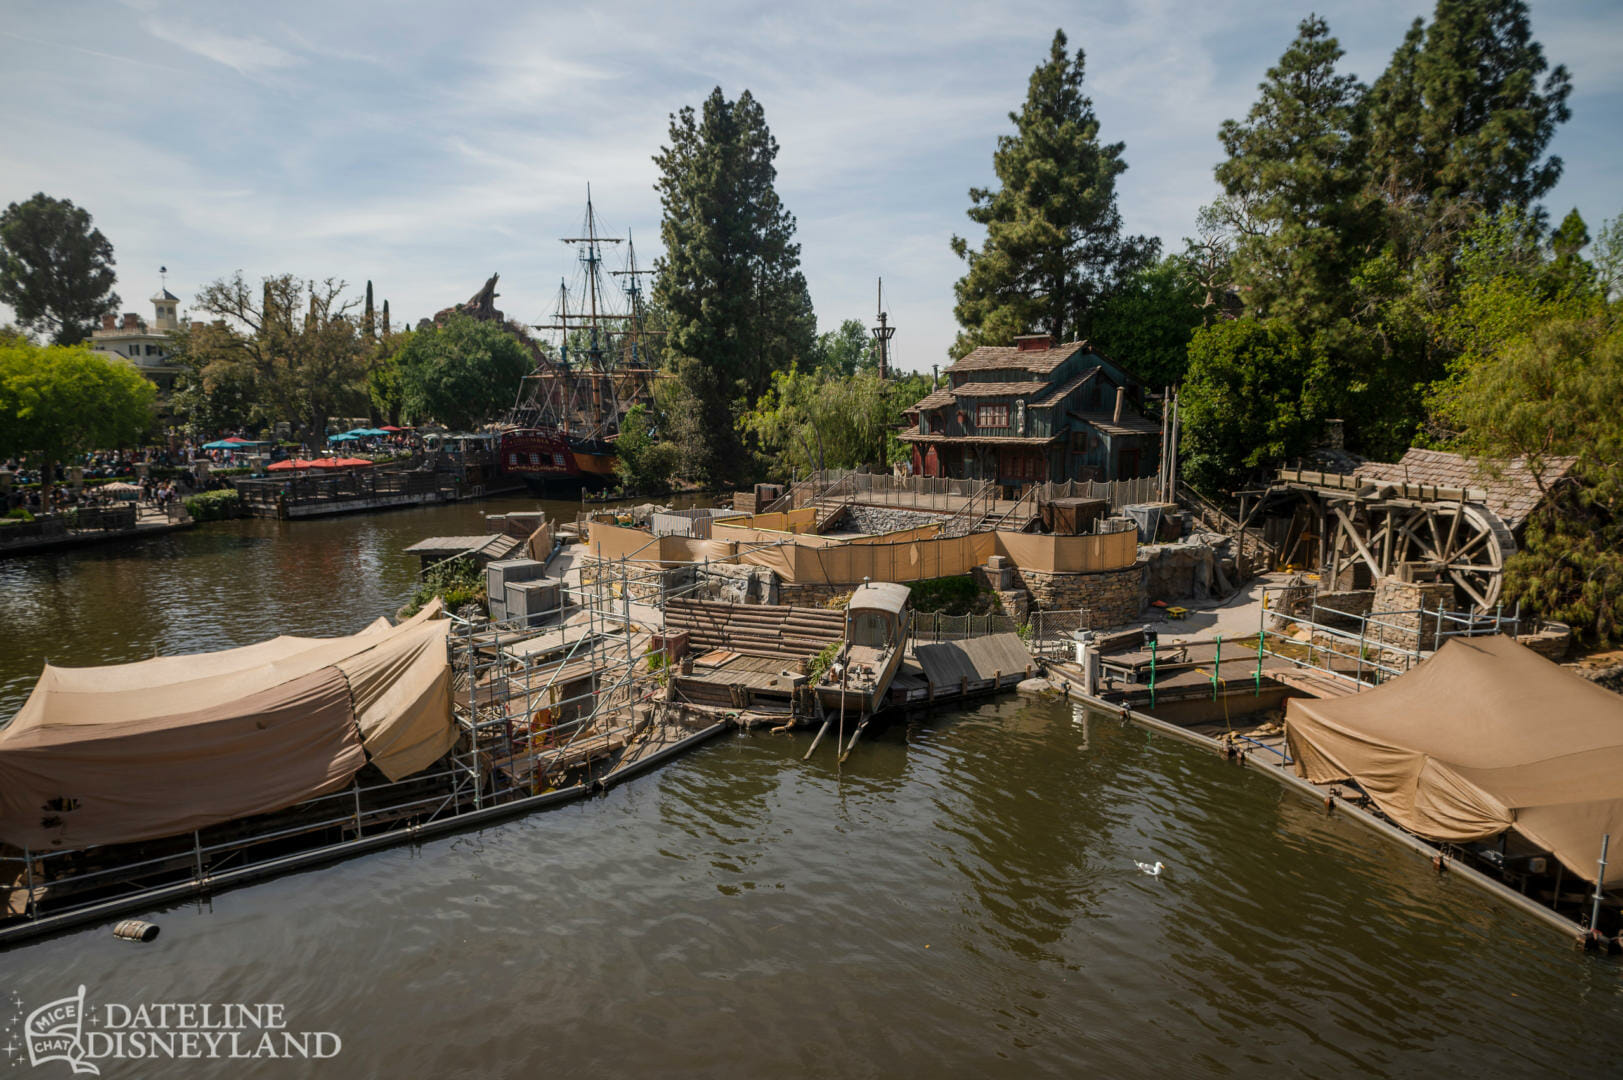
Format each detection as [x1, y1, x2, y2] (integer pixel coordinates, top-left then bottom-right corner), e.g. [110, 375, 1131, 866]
[191, 321, 205, 332]
[101, 314, 117, 331]
[1112, 385, 1126, 424]
[1014, 333, 1053, 352]
[120, 313, 141, 330]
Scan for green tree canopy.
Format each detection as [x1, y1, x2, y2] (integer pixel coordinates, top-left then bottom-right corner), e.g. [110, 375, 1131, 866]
[950, 30, 1154, 356]
[0, 193, 120, 346]
[177, 273, 368, 444]
[739, 368, 929, 478]
[0, 339, 154, 501]
[810, 319, 878, 377]
[397, 313, 530, 431]
[1087, 256, 1206, 388]
[1178, 319, 1328, 494]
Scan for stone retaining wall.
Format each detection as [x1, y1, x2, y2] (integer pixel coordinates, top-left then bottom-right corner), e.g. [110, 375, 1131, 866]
[1015, 563, 1143, 628]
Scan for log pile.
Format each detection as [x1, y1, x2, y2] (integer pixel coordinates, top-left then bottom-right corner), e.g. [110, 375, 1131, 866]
[666, 598, 843, 659]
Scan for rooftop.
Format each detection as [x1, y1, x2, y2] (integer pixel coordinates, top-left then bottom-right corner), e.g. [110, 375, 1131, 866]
[945, 340, 1089, 376]
[1355, 448, 1577, 530]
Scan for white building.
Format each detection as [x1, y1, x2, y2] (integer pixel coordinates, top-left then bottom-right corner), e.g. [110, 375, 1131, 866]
[90, 287, 185, 403]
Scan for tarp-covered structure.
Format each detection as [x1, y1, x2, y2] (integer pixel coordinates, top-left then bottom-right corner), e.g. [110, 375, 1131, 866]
[1286, 636, 1623, 886]
[0, 602, 455, 851]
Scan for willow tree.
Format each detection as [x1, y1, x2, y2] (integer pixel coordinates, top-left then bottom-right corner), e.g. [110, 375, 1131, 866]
[949, 30, 1154, 357]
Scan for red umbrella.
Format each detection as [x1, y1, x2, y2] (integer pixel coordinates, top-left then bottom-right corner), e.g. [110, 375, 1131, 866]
[379, 425, 406, 432]
[266, 458, 315, 471]
[313, 457, 374, 468]
[223, 436, 257, 444]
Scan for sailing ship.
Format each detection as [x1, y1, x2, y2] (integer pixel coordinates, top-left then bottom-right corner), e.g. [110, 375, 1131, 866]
[500, 193, 662, 492]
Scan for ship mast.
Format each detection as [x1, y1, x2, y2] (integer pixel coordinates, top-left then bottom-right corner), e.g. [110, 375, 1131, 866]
[558, 187, 622, 435]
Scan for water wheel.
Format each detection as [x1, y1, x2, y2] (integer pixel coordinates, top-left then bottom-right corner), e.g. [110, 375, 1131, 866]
[1326, 500, 1516, 612]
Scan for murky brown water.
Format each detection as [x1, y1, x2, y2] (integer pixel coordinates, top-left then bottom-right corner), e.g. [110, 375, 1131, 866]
[3, 501, 1622, 1077]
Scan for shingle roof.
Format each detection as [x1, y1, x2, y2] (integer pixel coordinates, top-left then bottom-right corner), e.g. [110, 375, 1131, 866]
[909, 387, 955, 411]
[1034, 368, 1099, 407]
[1076, 411, 1160, 436]
[1355, 448, 1576, 530]
[945, 340, 1088, 375]
[950, 380, 1051, 397]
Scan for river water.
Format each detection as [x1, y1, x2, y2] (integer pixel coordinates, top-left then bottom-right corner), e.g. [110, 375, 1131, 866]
[3, 500, 1621, 1077]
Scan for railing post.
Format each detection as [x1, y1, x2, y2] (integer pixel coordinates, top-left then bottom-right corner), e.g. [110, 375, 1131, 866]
[1591, 833, 1611, 932]
[23, 846, 35, 919]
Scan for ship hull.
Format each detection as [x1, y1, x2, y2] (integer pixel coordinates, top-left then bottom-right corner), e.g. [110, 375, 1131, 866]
[501, 429, 616, 493]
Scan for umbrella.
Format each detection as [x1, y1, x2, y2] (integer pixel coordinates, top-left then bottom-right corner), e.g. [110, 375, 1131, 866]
[266, 459, 316, 471]
[222, 436, 263, 444]
[313, 457, 373, 469]
[201, 439, 238, 450]
[379, 425, 407, 432]
[327, 433, 360, 442]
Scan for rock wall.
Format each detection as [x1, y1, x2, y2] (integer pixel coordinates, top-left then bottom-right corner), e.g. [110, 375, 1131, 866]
[777, 582, 848, 608]
[1014, 564, 1143, 629]
[1370, 578, 1457, 651]
[837, 506, 947, 534]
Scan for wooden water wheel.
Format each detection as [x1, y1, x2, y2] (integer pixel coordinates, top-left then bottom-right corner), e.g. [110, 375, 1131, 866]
[1325, 499, 1516, 612]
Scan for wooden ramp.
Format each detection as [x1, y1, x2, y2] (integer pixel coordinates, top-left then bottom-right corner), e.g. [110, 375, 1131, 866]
[914, 633, 1033, 687]
[1267, 667, 1361, 699]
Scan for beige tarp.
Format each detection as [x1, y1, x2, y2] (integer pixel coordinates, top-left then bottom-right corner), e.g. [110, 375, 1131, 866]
[336, 611, 454, 781]
[1286, 636, 1623, 885]
[584, 520, 1139, 585]
[0, 602, 452, 850]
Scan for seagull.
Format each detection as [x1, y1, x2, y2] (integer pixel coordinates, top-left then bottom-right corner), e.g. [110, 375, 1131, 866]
[1135, 860, 1164, 877]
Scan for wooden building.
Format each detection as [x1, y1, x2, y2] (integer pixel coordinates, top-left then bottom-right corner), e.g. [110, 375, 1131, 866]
[900, 335, 1159, 491]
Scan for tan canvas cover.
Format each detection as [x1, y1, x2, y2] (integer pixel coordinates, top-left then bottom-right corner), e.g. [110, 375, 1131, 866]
[1286, 636, 1623, 885]
[336, 610, 454, 781]
[0, 602, 452, 850]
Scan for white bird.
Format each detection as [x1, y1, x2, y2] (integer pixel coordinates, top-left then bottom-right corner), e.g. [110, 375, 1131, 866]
[1135, 860, 1164, 877]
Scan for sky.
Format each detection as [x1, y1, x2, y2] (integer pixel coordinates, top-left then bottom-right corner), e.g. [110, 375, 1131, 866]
[3, 0, 1620, 373]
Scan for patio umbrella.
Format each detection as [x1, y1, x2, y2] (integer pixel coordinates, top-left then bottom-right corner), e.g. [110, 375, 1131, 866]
[312, 457, 374, 468]
[200, 439, 239, 450]
[266, 459, 316, 471]
[379, 426, 406, 432]
[222, 436, 263, 444]
[328, 433, 361, 443]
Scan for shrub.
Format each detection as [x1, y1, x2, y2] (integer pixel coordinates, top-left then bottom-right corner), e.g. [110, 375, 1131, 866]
[400, 557, 486, 618]
[184, 489, 243, 522]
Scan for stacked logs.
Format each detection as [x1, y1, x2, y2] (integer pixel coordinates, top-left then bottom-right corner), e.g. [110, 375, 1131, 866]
[666, 598, 843, 659]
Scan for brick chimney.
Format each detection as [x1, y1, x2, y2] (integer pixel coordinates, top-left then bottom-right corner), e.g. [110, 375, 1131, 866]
[101, 314, 117, 331]
[1014, 333, 1053, 352]
[191, 321, 205, 332]
[120, 312, 140, 330]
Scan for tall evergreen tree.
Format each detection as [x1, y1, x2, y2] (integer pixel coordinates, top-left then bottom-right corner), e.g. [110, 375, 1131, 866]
[950, 30, 1153, 357]
[0, 193, 120, 346]
[1213, 16, 1378, 327]
[653, 87, 814, 482]
[1366, 0, 1572, 221]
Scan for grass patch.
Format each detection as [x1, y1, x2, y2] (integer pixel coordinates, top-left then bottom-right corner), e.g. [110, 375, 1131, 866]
[906, 574, 1003, 616]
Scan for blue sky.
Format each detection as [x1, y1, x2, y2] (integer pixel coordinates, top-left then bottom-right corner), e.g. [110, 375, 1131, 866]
[4, 0, 1619, 371]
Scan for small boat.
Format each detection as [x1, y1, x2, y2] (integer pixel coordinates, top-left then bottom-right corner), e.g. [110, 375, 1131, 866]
[817, 582, 911, 716]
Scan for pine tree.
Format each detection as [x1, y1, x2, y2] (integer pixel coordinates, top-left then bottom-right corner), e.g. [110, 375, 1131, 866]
[1213, 16, 1378, 327]
[652, 87, 815, 482]
[949, 30, 1153, 357]
[1367, 0, 1572, 221]
[363, 280, 376, 341]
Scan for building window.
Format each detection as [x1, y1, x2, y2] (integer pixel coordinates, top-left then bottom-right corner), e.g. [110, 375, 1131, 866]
[977, 404, 1008, 429]
[129, 345, 141, 356]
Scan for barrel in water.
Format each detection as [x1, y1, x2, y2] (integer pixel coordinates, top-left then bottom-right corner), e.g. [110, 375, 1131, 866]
[113, 919, 159, 943]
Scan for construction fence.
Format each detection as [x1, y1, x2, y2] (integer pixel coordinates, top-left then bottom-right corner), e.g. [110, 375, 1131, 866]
[584, 520, 1137, 586]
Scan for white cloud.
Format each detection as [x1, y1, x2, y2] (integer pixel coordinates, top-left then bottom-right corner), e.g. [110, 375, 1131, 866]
[144, 19, 301, 76]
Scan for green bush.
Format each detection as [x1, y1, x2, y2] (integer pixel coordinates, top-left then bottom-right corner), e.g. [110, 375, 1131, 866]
[906, 575, 995, 616]
[401, 557, 486, 618]
[184, 489, 243, 522]
[4, 508, 34, 522]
